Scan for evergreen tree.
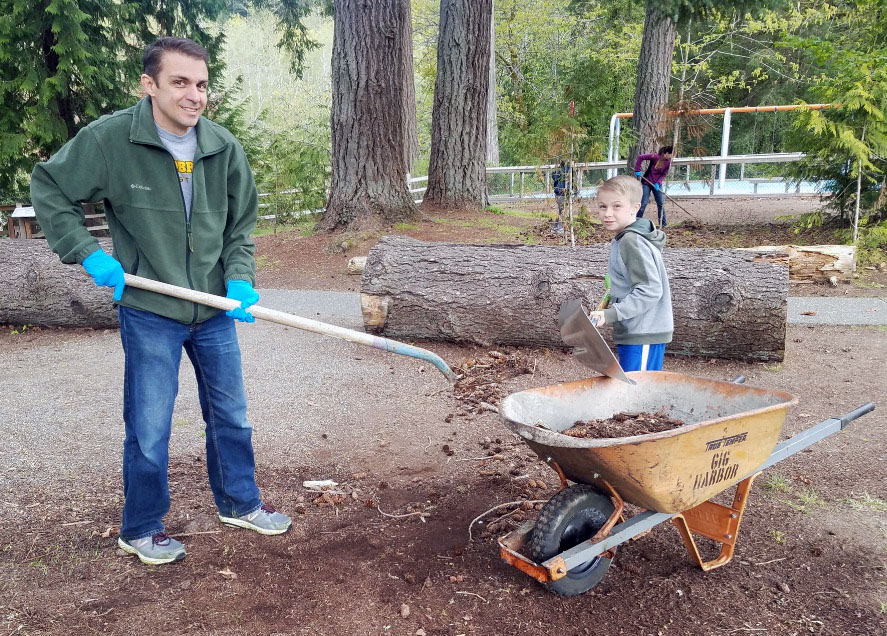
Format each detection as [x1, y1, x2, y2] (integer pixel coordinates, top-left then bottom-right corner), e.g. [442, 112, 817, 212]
[619, 0, 787, 168]
[0, 0, 229, 200]
[786, 0, 887, 227]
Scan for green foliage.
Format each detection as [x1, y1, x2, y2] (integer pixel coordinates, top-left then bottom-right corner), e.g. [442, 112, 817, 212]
[769, 528, 787, 544]
[249, 0, 323, 77]
[252, 126, 330, 222]
[837, 492, 887, 512]
[0, 0, 233, 201]
[764, 473, 793, 492]
[783, 0, 887, 223]
[494, 0, 644, 165]
[836, 218, 887, 266]
[220, 7, 333, 209]
[569, 204, 601, 241]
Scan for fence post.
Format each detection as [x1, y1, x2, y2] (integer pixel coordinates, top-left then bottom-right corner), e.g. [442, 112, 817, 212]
[510, 173, 514, 197]
[520, 172, 524, 199]
[719, 108, 732, 188]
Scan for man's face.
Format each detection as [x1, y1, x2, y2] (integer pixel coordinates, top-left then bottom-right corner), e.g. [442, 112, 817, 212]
[596, 188, 638, 233]
[141, 51, 208, 135]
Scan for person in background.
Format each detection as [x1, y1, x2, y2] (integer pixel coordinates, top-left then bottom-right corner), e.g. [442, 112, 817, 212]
[30, 37, 291, 566]
[552, 160, 572, 234]
[634, 145, 674, 227]
[589, 175, 673, 372]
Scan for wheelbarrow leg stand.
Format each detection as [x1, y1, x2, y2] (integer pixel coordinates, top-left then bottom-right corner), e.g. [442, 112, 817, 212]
[671, 473, 760, 571]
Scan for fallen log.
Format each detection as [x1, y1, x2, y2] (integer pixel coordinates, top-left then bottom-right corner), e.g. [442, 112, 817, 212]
[738, 245, 854, 282]
[360, 236, 789, 362]
[0, 238, 119, 328]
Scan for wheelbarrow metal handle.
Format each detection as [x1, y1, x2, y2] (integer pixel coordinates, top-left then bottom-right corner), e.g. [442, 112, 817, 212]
[122, 274, 456, 383]
[838, 402, 875, 429]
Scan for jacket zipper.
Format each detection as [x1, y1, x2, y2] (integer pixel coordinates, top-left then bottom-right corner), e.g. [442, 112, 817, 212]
[166, 153, 199, 324]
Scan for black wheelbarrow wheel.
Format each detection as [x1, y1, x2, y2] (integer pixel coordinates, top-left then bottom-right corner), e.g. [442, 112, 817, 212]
[528, 484, 616, 596]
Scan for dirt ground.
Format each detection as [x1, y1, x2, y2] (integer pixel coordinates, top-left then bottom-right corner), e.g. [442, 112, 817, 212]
[1, 196, 886, 635]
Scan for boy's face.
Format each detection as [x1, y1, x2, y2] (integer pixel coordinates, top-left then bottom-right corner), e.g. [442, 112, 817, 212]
[141, 51, 208, 135]
[596, 188, 638, 233]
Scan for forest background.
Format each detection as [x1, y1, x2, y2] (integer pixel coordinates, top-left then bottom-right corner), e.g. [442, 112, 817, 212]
[1, 0, 886, 254]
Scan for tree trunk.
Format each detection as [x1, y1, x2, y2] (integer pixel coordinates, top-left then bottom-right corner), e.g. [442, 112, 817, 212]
[423, 0, 492, 209]
[486, 2, 499, 166]
[360, 237, 788, 362]
[402, 1, 419, 171]
[627, 6, 676, 171]
[0, 238, 118, 328]
[322, 0, 418, 232]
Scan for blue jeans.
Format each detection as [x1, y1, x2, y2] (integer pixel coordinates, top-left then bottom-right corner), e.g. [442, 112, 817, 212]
[637, 183, 666, 225]
[118, 306, 261, 540]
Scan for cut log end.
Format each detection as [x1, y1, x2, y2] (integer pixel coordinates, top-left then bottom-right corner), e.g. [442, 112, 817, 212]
[360, 294, 390, 333]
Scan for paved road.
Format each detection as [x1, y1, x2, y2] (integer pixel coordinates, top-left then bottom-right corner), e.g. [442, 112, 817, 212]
[786, 296, 887, 325]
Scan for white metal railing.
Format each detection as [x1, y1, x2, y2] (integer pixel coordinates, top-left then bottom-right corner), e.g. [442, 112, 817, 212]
[482, 152, 815, 200]
[252, 151, 815, 218]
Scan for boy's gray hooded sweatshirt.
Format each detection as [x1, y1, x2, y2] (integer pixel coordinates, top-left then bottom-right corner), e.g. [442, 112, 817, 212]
[602, 218, 673, 345]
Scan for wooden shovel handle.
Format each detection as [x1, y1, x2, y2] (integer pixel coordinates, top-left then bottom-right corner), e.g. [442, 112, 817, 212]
[123, 274, 456, 382]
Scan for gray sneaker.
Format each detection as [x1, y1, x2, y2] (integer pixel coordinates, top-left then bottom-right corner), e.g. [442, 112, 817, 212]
[218, 503, 292, 536]
[118, 532, 186, 565]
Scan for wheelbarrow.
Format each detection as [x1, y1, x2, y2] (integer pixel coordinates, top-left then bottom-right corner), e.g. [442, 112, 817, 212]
[496, 371, 875, 596]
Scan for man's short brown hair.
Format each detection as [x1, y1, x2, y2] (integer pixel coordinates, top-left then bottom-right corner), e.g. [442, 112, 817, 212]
[143, 37, 209, 80]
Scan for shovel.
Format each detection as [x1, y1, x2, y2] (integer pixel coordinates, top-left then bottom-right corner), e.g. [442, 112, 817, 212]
[558, 298, 635, 385]
[122, 274, 456, 383]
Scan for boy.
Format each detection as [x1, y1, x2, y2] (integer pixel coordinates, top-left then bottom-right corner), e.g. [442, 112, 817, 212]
[589, 175, 673, 371]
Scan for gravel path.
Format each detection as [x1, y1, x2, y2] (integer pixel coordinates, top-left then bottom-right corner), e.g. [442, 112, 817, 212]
[0, 289, 452, 492]
[2, 289, 884, 494]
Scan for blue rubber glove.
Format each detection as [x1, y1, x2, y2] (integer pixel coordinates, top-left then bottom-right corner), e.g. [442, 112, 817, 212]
[653, 182, 660, 191]
[82, 249, 125, 301]
[225, 280, 259, 323]
[635, 171, 642, 179]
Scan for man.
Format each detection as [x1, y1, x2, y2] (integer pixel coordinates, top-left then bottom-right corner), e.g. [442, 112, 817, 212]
[31, 37, 290, 566]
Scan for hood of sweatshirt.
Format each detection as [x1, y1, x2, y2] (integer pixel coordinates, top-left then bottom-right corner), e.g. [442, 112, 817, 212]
[615, 218, 666, 251]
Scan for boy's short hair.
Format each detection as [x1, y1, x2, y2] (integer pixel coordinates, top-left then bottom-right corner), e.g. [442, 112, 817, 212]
[598, 174, 642, 204]
[143, 37, 209, 80]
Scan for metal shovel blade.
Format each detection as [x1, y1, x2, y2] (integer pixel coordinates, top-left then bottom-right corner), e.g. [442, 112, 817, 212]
[558, 299, 636, 385]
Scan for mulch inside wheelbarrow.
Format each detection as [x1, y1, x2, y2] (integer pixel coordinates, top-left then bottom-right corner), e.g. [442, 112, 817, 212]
[563, 410, 686, 439]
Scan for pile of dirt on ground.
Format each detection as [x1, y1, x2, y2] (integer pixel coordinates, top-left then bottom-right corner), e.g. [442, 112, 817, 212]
[451, 349, 536, 414]
[563, 410, 686, 439]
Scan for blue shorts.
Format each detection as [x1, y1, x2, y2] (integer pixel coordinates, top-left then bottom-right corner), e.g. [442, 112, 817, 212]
[617, 343, 666, 372]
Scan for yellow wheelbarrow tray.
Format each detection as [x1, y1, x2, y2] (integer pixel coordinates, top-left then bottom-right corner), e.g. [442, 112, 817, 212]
[496, 371, 875, 595]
